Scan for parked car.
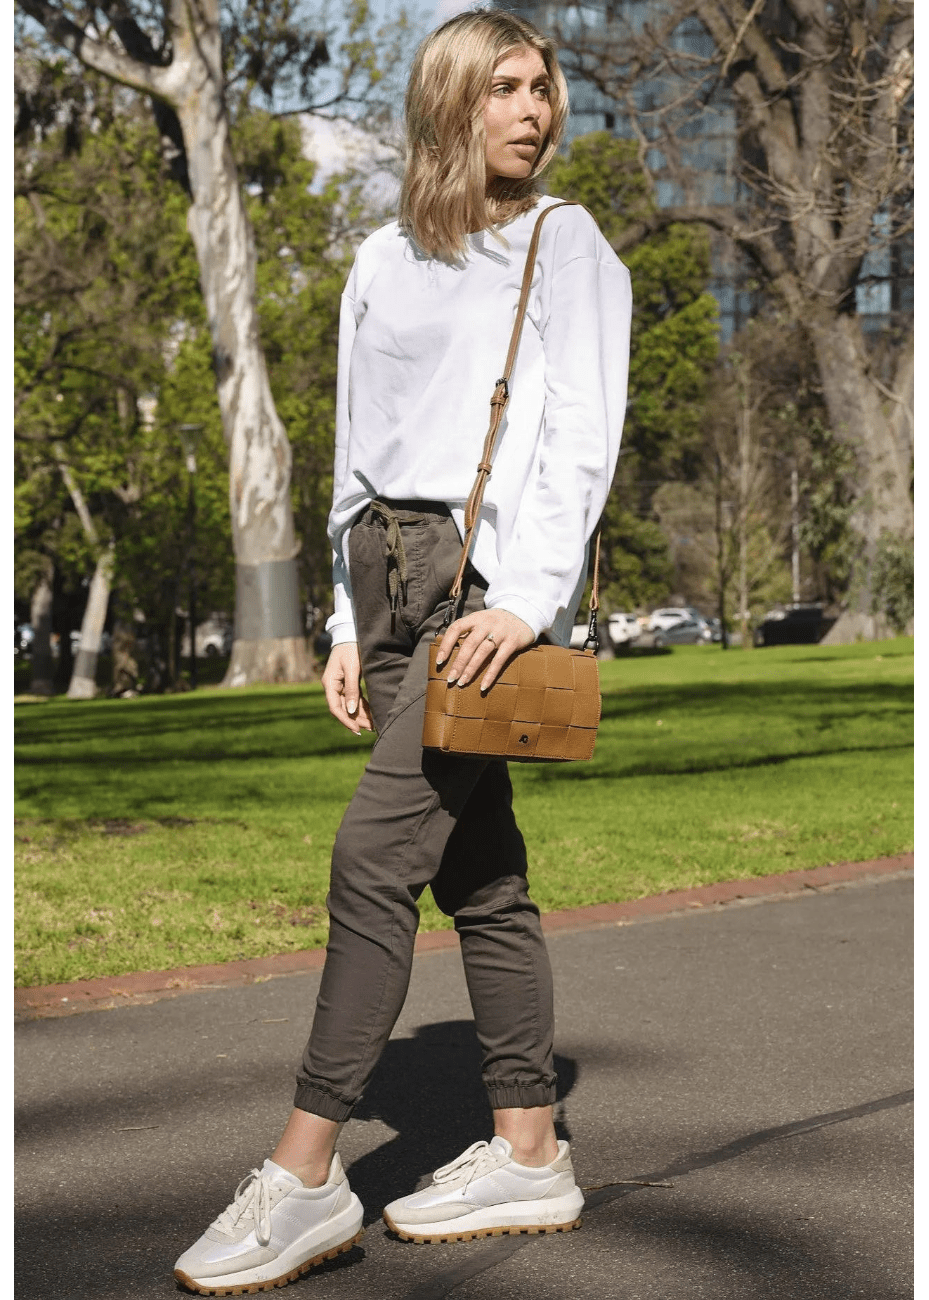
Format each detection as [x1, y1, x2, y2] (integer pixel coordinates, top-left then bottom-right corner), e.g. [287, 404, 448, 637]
[70, 629, 113, 654]
[180, 618, 233, 659]
[607, 612, 641, 644]
[652, 617, 714, 648]
[199, 624, 233, 657]
[647, 606, 691, 632]
[648, 606, 711, 632]
[753, 604, 826, 646]
[569, 611, 640, 649]
[648, 606, 715, 640]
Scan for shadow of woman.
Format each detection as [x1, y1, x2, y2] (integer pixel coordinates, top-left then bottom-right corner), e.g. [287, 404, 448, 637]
[344, 1019, 578, 1223]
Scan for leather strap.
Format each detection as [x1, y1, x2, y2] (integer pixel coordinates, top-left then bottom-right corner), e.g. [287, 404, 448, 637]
[447, 201, 603, 627]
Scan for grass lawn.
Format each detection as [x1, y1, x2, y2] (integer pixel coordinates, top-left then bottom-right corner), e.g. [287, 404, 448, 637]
[14, 637, 913, 987]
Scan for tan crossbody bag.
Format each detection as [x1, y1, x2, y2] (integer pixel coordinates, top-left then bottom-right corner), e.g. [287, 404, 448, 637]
[422, 202, 603, 763]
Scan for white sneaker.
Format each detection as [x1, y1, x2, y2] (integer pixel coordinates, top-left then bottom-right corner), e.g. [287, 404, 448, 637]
[174, 1155, 363, 1295]
[382, 1137, 584, 1243]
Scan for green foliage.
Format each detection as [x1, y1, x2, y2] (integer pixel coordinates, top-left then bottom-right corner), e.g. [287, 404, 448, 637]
[137, 334, 236, 628]
[233, 112, 354, 615]
[871, 534, 914, 634]
[798, 415, 857, 602]
[15, 86, 356, 663]
[14, 92, 208, 655]
[14, 638, 913, 983]
[657, 315, 855, 624]
[547, 131, 654, 240]
[598, 507, 674, 612]
[549, 132, 719, 479]
[547, 133, 719, 610]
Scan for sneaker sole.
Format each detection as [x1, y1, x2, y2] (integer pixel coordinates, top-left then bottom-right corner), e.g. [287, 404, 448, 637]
[383, 1211, 581, 1244]
[173, 1229, 364, 1296]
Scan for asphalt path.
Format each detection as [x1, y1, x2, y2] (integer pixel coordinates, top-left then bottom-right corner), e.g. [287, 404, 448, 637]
[15, 872, 912, 1299]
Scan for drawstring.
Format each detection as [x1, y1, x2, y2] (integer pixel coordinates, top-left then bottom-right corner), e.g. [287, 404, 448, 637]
[213, 1168, 274, 1246]
[367, 501, 424, 630]
[431, 1141, 499, 1187]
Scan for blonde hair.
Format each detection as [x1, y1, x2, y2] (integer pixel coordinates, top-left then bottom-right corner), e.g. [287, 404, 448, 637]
[399, 9, 569, 262]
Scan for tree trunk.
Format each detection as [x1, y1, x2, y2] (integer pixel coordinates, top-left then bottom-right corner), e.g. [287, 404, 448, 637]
[29, 567, 55, 696]
[67, 544, 114, 699]
[808, 315, 913, 644]
[713, 454, 730, 649]
[790, 462, 800, 605]
[111, 619, 140, 696]
[735, 381, 754, 649]
[111, 584, 141, 696]
[172, 6, 310, 687]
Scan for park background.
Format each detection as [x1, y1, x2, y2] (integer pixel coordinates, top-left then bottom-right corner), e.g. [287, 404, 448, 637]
[13, 0, 913, 988]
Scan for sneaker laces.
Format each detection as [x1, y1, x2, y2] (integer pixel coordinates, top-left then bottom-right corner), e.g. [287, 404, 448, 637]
[432, 1141, 501, 1189]
[212, 1168, 275, 1246]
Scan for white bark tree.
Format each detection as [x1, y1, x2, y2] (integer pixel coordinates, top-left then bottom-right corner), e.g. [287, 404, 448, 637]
[29, 564, 56, 695]
[547, 0, 913, 640]
[19, 0, 410, 682]
[55, 447, 114, 697]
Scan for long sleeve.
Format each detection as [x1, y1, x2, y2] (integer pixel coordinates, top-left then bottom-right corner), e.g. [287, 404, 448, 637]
[483, 250, 632, 637]
[325, 284, 360, 646]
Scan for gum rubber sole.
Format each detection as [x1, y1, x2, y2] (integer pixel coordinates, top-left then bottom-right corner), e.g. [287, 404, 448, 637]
[173, 1229, 364, 1295]
[382, 1212, 581, 1244]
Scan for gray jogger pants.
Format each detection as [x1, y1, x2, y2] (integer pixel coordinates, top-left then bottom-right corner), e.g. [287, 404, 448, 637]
[294, 502, 557, 1122]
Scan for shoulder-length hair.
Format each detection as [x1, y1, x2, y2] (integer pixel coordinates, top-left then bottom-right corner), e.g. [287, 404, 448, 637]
[399, 9, 569, 263]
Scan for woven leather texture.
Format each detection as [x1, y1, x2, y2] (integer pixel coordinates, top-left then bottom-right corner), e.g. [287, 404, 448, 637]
[423, 639, 600, 762]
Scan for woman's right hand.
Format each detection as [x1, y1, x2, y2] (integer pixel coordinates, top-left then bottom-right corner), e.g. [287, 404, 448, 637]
[322, 642, 375, 735]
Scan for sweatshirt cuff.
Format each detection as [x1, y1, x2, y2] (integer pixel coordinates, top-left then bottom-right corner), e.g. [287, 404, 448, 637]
[483, 594, 549, 641]
[325, 611, 357, 646]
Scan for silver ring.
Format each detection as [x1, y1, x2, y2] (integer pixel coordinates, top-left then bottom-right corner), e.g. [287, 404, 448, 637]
[486, 633, 496, 644]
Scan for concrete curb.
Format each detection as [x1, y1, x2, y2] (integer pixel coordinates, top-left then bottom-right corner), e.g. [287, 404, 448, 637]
[15, 853, 912, 1021]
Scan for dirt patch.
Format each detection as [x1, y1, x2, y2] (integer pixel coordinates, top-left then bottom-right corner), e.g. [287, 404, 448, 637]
[249, 901, 325, 928]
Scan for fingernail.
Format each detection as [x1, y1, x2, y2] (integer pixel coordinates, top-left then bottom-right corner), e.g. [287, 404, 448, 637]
[447, 673, 457, 685]
[435, 657, 445, 669]
[347, 699, 357, 713]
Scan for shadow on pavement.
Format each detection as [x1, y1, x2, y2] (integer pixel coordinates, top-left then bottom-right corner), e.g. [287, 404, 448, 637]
[14, 1075, 912, 1300]
[14, 1019, 577, 1299]
[347, 1020, 578, 1222]
[391, 1089, 914, 1300]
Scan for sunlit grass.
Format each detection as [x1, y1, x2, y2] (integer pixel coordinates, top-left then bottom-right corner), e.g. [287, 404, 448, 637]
[15, 637, 913, 986]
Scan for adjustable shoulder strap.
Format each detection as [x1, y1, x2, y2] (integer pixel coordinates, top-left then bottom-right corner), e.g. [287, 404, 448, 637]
[446, 201, 603, 632]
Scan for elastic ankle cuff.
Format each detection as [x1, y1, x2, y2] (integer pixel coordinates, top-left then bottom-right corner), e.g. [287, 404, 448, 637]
[485, 1079, 557, 1110]
[293, 1082, 356, 1123]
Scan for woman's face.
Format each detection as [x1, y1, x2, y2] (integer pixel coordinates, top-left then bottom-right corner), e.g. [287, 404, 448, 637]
[483, 46, 553, 184]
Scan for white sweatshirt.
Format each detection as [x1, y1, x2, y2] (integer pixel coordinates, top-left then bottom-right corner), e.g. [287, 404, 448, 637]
[325, 196, 632, 647]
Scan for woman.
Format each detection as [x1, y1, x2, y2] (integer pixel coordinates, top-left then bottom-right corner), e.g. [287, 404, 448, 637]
[175, 10, 631, 1295]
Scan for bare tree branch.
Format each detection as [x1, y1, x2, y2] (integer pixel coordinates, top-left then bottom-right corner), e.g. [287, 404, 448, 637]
[18, 0, 173, 98]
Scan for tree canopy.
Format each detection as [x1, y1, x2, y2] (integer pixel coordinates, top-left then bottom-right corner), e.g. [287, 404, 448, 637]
[14, 69, 357, 689]
[548, 132, 719, 614]
[548, 0, 914, 639]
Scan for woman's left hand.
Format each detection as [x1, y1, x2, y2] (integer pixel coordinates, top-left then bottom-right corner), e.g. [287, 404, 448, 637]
[437, 609, 535, 692]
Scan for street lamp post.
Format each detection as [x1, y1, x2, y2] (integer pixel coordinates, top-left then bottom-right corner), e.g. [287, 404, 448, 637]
[179, 424, 203, 690]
